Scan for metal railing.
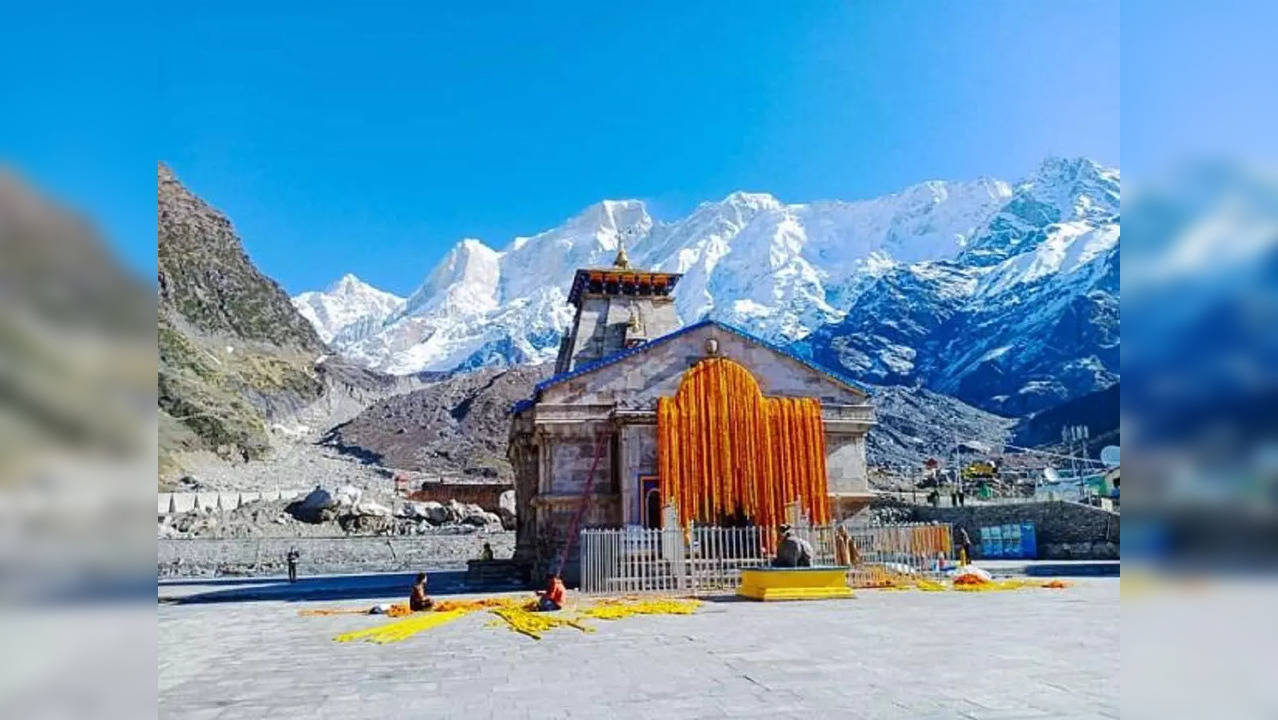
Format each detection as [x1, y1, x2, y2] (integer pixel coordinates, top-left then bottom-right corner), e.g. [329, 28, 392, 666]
[579, 521, 953, 595]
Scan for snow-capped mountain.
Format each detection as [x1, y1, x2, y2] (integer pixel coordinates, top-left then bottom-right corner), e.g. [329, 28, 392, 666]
[800, 158, 1119, 415]
[293, 157, 1119, 415]
[292, 274, 405, 345]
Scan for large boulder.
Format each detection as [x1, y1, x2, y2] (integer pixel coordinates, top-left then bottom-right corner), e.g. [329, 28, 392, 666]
[451, 500, 497, 526]
[338, 513, 392, 534]
[333, 484, 363, 508]
[421, 501, 450, 524]
[399, 501, 433, 520]
[350, 500, 391, 518]
[286, 487, 336, 523]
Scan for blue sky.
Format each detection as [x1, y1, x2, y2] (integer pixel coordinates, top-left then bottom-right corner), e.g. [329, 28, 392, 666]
[3, 2, 1119, 296]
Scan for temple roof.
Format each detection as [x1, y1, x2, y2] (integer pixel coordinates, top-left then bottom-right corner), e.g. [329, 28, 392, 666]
[512, 319, 870, 414]
[565, 267, 682, 307]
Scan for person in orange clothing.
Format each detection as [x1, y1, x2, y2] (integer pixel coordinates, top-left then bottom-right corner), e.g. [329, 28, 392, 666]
[535, 573, 565, 611]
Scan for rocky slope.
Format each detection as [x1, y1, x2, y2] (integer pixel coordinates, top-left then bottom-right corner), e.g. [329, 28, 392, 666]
[862, 384, 1015, 474]
[159, 165, 324, 351]
[1013, 382, 1119, 454]
[158, 165, 424, 484]
[297, 157, 1119, 417]
[321, 364, 551, 481]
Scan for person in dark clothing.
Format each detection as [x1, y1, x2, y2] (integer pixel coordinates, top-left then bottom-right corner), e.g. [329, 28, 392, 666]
[286, 547, 300, 583]
[958, 489, 966, 507]
[773, 524, 814, 568]
[410, 572, 433, 611]
[957, 527, 973, 566]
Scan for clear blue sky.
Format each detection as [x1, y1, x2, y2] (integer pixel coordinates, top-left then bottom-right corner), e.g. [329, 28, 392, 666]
[3, 2, 1119, 296]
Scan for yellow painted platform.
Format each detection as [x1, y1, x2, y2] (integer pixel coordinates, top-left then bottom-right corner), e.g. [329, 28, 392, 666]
[738, 566, 854, 601]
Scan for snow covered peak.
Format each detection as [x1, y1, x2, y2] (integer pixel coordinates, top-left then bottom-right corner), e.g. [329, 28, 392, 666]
[1020, 156, 1120, 221]
[402, 237, 501, 317]
[720, 191, 783, 212]
[297, 156, 1118, 379]
[497, 200, 655, 302]
[327, 272, 378, 295]
[293, 274, 405, 345]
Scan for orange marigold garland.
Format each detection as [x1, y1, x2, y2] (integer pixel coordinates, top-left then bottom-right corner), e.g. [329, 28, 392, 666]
[656, 357, 830, 529]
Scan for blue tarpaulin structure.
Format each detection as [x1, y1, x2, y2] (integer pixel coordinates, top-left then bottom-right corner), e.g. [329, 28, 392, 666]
[979, 523, 1037, 559]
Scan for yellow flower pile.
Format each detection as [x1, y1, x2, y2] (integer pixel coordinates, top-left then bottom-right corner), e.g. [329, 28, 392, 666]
[487, 607, 596, 640]
[313, 594, 708, 644]
[433, 597, 535, 613]
[333, 609, 468, 644]
[582, 597, 702, 620]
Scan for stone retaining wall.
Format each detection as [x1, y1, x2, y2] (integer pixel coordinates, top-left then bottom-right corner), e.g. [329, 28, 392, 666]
[158, 531, 515, 578]
[907, 501, 1120, 560]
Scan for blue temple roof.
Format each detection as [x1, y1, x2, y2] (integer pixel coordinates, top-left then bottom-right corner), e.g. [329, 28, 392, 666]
[510, 319, 869, 414]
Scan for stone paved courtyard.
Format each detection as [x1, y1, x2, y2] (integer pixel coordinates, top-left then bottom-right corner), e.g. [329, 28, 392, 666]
[159, 578, 1118, 719]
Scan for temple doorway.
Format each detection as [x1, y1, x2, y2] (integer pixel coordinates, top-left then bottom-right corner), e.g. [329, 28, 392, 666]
[640, 476, 661, 528]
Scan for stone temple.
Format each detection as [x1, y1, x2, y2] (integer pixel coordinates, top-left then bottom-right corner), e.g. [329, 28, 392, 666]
[509, 248, 876, 579]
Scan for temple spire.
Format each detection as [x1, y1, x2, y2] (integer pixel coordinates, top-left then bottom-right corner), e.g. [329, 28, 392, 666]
[613, 237, 632, 269]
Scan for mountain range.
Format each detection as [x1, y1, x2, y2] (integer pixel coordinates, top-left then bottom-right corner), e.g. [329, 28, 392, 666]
[295, 157, 1119, 417]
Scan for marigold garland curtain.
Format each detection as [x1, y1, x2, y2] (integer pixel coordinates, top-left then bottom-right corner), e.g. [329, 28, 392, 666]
[657, 357, 830, 529]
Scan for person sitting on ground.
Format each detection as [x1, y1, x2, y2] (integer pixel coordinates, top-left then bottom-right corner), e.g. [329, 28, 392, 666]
[773, 524, 814, 568]
[480, 542, 494, 561]
[409, 572, 433, 611]
[535, 573, 566, 611]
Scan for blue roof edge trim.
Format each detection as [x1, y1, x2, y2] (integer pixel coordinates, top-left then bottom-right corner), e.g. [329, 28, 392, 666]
[510, 319, 870, 413]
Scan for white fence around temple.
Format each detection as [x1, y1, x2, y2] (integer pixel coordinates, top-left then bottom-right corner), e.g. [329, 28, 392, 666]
[578, 522, 954, 595]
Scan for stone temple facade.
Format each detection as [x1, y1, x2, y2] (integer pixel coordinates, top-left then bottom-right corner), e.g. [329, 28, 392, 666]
[509, 256, 876, 579]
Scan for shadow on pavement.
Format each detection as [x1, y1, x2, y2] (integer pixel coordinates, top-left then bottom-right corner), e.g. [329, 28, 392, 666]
[161, 570, 529, 605]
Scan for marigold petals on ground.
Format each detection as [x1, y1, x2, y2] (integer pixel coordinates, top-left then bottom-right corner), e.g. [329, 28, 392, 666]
[582, 597, 702, 619]
[488, 607, 595, 639]
[333, 609, 468, 644]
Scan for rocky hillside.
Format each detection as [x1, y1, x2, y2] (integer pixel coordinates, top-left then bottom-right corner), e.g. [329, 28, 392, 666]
[862, 384, 1015, 474]
[322, 364, 551, 481]
[158, 165, 330, 480]
[159, 164, 324, 351]
[1013, 383, 1119, 454]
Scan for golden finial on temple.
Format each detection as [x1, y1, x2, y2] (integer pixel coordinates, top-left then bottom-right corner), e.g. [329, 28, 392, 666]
[613, 236, 632, 269]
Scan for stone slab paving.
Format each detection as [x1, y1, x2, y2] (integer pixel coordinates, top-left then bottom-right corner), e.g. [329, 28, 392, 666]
[159, 579, 1117, 719]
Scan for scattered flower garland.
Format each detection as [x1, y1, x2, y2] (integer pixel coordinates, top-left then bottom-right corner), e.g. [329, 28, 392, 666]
[332, 609, 467, 644]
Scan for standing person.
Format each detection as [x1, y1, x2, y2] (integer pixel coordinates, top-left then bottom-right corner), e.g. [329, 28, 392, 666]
[286, 546, 300, 583]
[957, 527, 973, 566]
[834, 525, 851, 566]
[958, 488, 966, 507]
[536, 573, 566, 611]
[480, 542, 494, 561]
[409, 572, 433, 611]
